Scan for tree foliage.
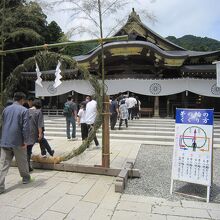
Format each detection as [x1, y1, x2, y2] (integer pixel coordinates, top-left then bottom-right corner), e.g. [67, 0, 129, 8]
[0, 0, 64, 79]
[40, 0, 156, 39]
[45, 21, 64, 43]
[166, 35, 220, 51]
[61, 42, 98, 56]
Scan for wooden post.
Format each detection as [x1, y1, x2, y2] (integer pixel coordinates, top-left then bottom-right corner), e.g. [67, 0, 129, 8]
[102, 95, 110, 168]
[154, 96, 160, 117]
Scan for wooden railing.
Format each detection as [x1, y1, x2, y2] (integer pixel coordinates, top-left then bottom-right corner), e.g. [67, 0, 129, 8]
[139, 108, 153, 117]
[42, 109, 63, 116]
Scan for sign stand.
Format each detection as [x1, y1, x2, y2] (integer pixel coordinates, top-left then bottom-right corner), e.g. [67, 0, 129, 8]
[170, 179, 211, 202]
[170, 108, 214, 203]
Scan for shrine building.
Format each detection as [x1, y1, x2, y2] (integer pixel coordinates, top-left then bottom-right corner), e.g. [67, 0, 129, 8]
[22, 9, 220, 118]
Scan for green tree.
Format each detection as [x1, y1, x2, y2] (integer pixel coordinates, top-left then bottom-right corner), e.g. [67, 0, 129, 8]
[0, 0, 64, 79]
[166, 35, 220, 51]
[45, 21, 64, 43]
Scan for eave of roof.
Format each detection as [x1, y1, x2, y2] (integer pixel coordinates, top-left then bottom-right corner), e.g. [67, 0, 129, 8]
[181, 65, 216, 73]
[74, 41, 189, 62]
[74, 41, 220, 63]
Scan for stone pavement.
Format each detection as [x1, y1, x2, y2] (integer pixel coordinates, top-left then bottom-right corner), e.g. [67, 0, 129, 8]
[1, 117, 220, 220]
[31, 138, 141, 169]
[0, 136, 219, 219]
[0, 167, 220, 220]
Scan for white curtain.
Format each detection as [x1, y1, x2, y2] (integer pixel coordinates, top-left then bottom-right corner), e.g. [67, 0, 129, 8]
[35, 78, 220, 98]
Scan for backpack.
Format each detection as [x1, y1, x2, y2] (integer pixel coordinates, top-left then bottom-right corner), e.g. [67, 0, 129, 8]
[63, 103, 72, 117]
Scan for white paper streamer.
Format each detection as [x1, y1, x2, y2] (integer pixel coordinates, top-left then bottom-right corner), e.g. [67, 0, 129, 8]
[35, 62, 43, 87]
[53, 60, 62, 88]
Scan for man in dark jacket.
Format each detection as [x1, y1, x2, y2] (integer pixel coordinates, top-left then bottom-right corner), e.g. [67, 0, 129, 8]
[110, 96, 119, 130]
[64, 95, 77, 140]
[0, 92, 32, 194]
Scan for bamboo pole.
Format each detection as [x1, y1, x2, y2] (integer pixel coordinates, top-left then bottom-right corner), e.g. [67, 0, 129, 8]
[102, 95, 110, 168]
[98, 0, 110, 168]
[0, 35, 128, 55]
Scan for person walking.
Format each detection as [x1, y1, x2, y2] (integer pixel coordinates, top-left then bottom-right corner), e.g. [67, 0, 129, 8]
[63, 95, 77, 140]
[110, 96, 119, 130]
[126, 94, 137, 120]
[77, 102, 88, 141]
[133, 96, 141, 119]
[27, 99, 44, 171]
[84, 96, 100, 148]
[25, 98, 54, 164]
[27, 99, 55, 171]
[0, 92, 32, 194]
[118, 99, 129, 130]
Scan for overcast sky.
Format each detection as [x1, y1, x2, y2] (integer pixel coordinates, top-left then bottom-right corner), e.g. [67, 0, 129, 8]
[45, 0, 220, 41]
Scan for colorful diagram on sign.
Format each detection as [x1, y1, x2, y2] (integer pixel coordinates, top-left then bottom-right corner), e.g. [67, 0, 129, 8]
[179, 126, 210, 152]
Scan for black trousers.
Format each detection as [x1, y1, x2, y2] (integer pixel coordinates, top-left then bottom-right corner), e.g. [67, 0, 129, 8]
[81, 123, 88, 140]
[110, 112, 118, 130]
[39, 137, 53, 156]
[27, 145, 33, 169]
[87, 124, 99, 146]
[119, 119, 128, 128]
[128, 107, 136, 120]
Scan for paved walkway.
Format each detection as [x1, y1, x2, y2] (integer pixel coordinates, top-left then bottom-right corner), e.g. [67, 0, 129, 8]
[0, 167, 220, 220]
[1, 119, 220, 219]
[32, 138, 140, 169]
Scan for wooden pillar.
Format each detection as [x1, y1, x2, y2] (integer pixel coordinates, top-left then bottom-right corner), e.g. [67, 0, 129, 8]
[154, 96, 159, 117]
[166, 98, 170, 117]
[102, 95, 110, 168]
[184, 91, 188, 108]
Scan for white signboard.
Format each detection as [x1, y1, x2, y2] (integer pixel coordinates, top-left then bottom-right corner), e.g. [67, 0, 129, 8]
[170, 108, 214, 202]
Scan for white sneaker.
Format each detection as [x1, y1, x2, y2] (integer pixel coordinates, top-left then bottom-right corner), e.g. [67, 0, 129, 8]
[72, 137, 78, 141]
[94, 145, 101, 149]
[87, 146, 93, 151]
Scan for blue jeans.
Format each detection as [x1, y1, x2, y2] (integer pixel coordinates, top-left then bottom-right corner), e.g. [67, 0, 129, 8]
[66, 116, 76, 139]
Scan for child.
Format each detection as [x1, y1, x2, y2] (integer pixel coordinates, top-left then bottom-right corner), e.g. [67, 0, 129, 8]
[118, 100, 129, 130]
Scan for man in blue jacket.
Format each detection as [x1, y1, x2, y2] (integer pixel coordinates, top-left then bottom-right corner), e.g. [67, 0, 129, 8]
[0, 92, 31, 194]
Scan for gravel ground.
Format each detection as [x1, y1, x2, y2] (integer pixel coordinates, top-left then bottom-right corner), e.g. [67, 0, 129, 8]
[125, 145, 220, 203]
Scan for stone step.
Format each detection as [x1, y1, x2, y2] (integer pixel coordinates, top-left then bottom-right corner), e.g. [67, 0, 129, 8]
[45, 128, 174, 136]
[43, 117, 220, 146]
[44, 130, 220, 144]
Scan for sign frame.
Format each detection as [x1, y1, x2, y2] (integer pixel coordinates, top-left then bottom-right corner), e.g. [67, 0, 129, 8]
[170, 108, 214, 203]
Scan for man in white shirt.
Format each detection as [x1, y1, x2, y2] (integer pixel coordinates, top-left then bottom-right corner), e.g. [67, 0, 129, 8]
[84, 97, 100, 148]
[125, 94, 137, 120]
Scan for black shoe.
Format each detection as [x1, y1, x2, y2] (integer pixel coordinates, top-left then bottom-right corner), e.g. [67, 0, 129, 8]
[50, 150, 55, 157]
[23, 176, 34, 184]
[29, 167, 33, 172]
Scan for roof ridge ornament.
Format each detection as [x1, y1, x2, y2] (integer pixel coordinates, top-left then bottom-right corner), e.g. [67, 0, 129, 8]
[128, 8, 141, 23]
